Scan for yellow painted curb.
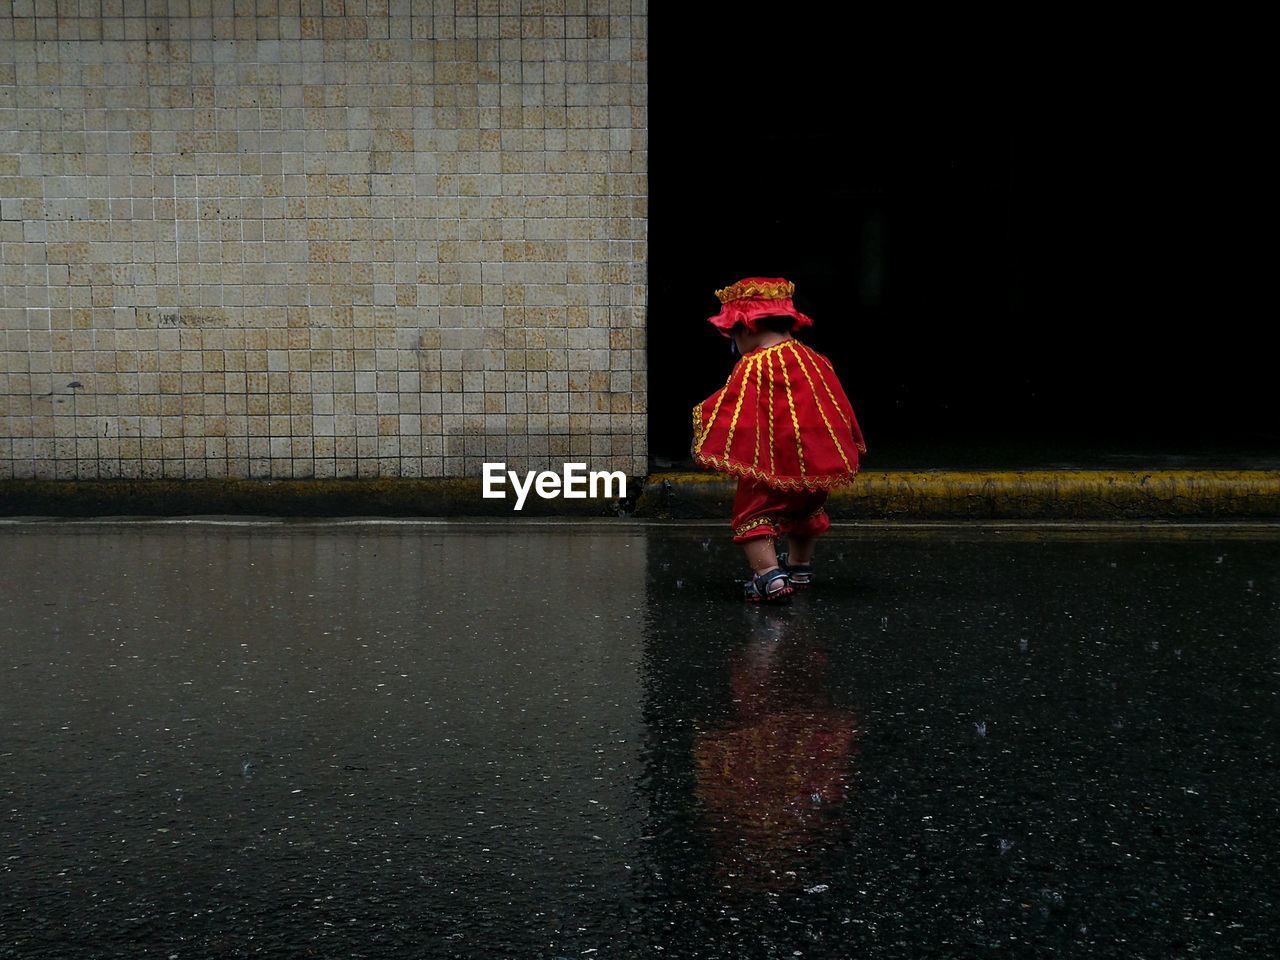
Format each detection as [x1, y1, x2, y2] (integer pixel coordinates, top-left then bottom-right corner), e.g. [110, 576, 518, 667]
[0, 477, 626, 518]
[3, 470, 1279, 519]
[638, 471, 1280, 520]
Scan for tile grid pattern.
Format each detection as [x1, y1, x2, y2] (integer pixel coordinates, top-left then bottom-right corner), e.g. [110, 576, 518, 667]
[0, 1, 648, 481]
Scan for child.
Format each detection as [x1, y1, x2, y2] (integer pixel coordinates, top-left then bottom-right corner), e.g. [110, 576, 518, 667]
[692, 277, 866, 602]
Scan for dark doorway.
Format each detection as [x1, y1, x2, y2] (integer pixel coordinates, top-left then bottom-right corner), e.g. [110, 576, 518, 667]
[648, 17, 1271, 468]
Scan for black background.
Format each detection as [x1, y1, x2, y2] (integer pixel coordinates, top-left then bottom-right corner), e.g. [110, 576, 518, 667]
[647, 13, 1270, 466]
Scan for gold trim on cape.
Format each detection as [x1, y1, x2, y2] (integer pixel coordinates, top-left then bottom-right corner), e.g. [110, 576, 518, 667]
[691, 340, 862, 491]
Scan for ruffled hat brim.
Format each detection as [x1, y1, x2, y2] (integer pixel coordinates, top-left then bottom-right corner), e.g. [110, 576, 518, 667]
[706, 277, 814, 337]
[707, 298, 814, 337]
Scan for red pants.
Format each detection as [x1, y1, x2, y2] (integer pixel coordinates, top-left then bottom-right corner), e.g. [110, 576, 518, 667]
[731, 477, 831, 543]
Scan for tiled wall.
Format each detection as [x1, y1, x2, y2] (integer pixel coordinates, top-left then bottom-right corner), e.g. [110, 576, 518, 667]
[0, 1, 647, 481]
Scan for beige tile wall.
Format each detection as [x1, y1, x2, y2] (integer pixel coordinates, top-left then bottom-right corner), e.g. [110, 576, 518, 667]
[0, 1, 647, 481]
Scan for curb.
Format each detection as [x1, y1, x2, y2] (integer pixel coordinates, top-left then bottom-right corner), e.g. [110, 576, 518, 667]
[3, 470, 1280, 519]
[635, 471, 1280, 521]
[0, 477, 626, 518]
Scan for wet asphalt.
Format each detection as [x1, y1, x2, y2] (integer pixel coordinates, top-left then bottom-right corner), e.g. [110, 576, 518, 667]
[1, 520, 1278, 959]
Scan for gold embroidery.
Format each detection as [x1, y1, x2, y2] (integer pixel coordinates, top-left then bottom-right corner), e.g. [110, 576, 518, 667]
[722, 354, 754, 461]
[714, 279, 795, 304]
[741, 340, 797, 360]
[692, 339, 860, 489]
[807, 347, 866, 452]
[811, 350, 851, 427]
[766, 347, 776, 478]
[752, 354, 763, 470]
[692, 450, 856, 490]
[787, 342, 854, 476]
[779, 349, 805, 477]
[734, 516, 777, 538]
[694, 383, 729, 454]
[812, 350, 866, 451]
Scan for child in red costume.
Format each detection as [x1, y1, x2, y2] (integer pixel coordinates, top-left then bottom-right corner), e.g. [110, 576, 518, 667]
[692, 278, 866, 602]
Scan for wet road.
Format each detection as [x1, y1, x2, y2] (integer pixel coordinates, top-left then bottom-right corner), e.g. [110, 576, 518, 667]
[2, 520, 1278, 959]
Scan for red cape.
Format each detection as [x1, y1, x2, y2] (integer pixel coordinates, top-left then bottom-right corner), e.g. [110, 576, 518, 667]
[693, 339, 865, 490]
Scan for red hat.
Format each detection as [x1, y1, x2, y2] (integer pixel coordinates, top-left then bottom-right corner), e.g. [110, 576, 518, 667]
[707, 277, 814, 337]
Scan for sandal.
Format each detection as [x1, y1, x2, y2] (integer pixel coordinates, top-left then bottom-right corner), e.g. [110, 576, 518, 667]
[744, 567, 793, 603]
[777, 552, 813, 590]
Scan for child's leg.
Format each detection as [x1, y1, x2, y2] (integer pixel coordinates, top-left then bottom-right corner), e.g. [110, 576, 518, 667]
[785, 533, 817, 566]
[742, 535, 781, 575]
[731, 478, 782, 569]
[777, 493, 829, 588]
[732, 480, 792, 601]
[740, 534, 792, 601]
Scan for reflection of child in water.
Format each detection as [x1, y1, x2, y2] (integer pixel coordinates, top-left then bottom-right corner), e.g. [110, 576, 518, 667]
[693, 618, 860, 889]
[692, 278, 866, 602]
